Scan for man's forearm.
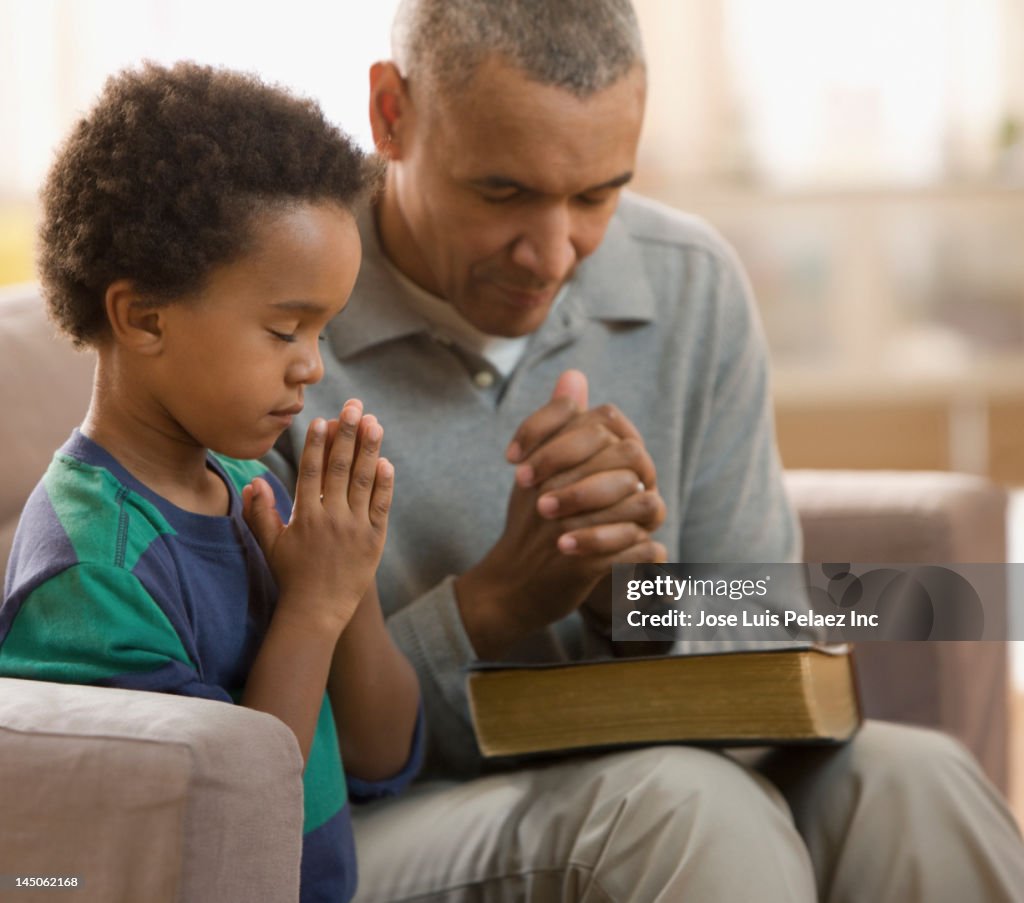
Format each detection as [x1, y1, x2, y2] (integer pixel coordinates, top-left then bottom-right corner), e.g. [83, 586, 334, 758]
[452, 562, 543, 659]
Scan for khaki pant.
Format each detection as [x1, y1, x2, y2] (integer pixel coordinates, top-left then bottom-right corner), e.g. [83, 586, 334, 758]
[352, 721, 1024, 902]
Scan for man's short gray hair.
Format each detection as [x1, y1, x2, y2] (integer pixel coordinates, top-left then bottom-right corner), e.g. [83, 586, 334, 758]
[391, 0, 645, 98]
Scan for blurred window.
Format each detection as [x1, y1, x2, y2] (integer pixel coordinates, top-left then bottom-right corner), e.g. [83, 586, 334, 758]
[636, 0, 1019, 188]
[0, 0, 401, 199]
[725, 0, 1006, 187]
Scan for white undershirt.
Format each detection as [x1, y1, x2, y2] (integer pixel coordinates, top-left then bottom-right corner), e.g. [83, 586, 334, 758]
[385, 261, 566, 379]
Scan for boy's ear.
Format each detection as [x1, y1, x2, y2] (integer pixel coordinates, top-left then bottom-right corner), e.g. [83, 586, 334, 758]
[104, 279, 165, 354]
[369, 61, 411, 160]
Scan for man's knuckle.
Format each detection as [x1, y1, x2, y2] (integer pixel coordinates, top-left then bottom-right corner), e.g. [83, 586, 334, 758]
[530, 451, 553, 476]
[652, 497, 668, 524]
[592, 427, 616, 448]
[619, 437, 643, 461]
[637, 492, 658, 516]
[541, 470, 573, 493]
[559, 485, 581, 508]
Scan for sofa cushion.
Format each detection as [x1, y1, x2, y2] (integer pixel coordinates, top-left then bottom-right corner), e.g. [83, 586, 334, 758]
[0, 283, 94, 586]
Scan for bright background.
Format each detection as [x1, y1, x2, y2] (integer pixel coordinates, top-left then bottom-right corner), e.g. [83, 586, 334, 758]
[4, 0, 1023, 413]
[2, 0, 1023, 814]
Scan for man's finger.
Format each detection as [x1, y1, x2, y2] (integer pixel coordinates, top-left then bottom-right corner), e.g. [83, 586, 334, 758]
[506, 370, 590, 464]
[617, 539, 669, 565]
[538, 435, 657, 495]
[536, 469, 641, 519]
[550, 369, 588, 409]
[556, 521, 649, 557]
[515, 419, 619, 488]
[505, 394, 581, 464]
[518, 402, 647, 485]
[556, 488, 667, 534]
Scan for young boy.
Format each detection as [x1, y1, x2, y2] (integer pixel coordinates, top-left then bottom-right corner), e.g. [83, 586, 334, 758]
[0, 62, 422, 902]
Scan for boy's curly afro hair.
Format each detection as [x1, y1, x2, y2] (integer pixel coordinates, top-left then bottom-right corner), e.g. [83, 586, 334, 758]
[38, 61, 379, 347]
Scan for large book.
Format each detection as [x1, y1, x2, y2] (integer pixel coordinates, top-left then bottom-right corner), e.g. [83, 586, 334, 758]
[466, 644, 861, 758]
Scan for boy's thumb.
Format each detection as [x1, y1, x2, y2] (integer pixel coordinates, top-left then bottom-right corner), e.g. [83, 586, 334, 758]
[243, 478, 284, 553]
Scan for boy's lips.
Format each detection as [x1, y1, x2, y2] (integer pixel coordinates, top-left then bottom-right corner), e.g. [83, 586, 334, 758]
[270, 402, 304, 417]
[269, 403, 304, 424]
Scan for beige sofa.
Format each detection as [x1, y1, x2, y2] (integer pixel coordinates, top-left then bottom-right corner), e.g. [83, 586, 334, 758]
[0, 282, 1011, 900]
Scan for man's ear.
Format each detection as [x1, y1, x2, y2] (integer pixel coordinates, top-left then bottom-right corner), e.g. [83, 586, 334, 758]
[104, 279, 165, 355]
[369, 61, 412, 160]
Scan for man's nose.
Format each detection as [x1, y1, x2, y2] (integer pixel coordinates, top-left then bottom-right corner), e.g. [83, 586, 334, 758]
[510, 203, 577, 284]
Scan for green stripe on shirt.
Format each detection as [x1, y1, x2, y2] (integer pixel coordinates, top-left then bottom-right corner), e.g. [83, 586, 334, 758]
[45, 454, 175, 571]
[0, 564, 194, 684]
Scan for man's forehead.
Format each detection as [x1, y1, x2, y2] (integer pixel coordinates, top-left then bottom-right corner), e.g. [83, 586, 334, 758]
[427, 54, 646, 117]
[424, 57, 645, 187]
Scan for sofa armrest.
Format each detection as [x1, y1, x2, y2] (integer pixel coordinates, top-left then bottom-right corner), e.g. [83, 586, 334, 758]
[784, 469, 1007, 563]
[0, 678, 304, 903]
[783, 469, 1009, 792]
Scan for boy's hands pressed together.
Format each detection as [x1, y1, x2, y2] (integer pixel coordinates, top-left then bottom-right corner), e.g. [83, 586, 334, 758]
[241, 399, 396, 765]
[243, 400, 393, 637]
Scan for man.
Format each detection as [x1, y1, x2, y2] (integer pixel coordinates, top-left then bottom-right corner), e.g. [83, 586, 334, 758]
[271, 1, 1024, 899]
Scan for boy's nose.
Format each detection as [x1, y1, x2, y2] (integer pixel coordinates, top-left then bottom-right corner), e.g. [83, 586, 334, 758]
[290, 343, 325, 385]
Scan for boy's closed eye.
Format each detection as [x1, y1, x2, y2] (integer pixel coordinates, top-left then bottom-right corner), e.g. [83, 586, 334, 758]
[267, 327, 329, 344]
[269, 328, 299, 343]
[267, 300, 338, 345]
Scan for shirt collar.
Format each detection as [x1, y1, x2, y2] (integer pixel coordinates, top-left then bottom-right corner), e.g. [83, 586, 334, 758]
[383, 254, 534, 377]
[570, 200, 656, 324]
[324, 208, 428, 358]
[328, 193, 656, 360]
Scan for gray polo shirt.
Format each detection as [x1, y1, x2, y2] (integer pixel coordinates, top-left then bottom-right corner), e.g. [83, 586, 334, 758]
[268, 191, 800, 777]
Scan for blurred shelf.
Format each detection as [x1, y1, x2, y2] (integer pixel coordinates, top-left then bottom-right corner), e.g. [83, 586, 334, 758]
[627, 183, 1024, 483]
[773, 359, 1024, 405]
[634, 178, 1024, 208]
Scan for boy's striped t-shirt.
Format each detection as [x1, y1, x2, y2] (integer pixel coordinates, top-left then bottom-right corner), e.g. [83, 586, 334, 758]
[0, 430, 422, 903]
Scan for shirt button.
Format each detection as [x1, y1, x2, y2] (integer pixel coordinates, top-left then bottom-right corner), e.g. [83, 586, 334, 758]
[473, 370, 495, 389]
